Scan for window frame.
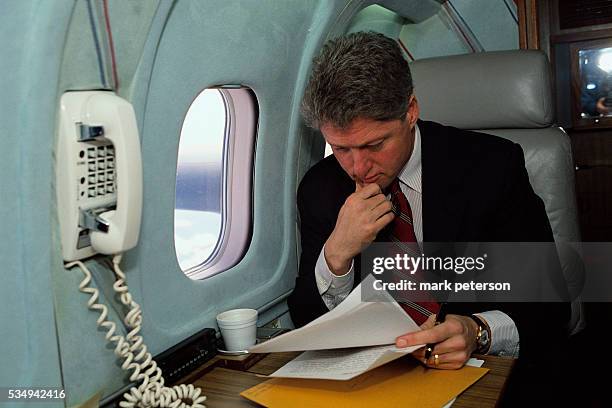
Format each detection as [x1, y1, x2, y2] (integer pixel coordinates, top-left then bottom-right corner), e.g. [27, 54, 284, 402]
[174, 86, 257, 279]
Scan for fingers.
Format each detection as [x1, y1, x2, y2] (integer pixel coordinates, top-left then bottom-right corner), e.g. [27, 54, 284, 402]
[405, 315, 436, 358]
[396, 322, 450, 347]
[416, 336, 469, 357]
[405, 315, 476, 370]
[367, 193, 389, 211]
[345, 189, 392, 225]
[412, 347, 469, 370]
[396, 317, 463, 347]
[374, 212, 395, 230]
[423, 351, 470, 370]
[354, 182, 381, 198]
[370, 197, 393, 219]
[427, 335, 470, 355]
[352, 183, 394, 225]
[410, 336, 452, 361]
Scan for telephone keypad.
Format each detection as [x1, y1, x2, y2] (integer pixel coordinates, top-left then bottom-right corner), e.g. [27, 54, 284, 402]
[83, 145, 116, 199]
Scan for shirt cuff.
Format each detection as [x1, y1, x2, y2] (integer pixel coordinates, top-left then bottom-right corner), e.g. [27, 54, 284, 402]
[315, 246, 354, 309]
[474, 310, 520, 357]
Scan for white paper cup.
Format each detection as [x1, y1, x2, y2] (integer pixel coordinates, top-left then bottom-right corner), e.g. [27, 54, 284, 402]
[216, 308, 258, 351]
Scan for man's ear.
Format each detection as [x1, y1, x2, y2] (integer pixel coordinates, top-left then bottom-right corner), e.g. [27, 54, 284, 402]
[407, 96, 419, 127]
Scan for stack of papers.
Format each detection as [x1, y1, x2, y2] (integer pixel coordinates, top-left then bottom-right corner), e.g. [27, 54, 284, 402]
[249, 275, 423, 380]
[243, 275, 490, 407]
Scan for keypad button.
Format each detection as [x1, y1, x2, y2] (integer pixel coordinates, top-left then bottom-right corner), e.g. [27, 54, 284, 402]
[107, 172, 114, 181]
[88, 162, 96, 171]
[98, 173, 106, 182]
[98, 161, 105, 170]
[88, 188, 96, 197]
[107, 147, 115, 157]
[98, 148, 106, 157]
[106, 184, 115, 193]
[88, 175, 96, 184]
[97, 187, 105, 195]
[87, 149, 96, 158]
[107, 160, 114, 169]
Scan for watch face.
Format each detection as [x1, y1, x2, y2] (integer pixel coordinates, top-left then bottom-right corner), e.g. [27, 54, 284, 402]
[471, 315, 490, 353]
[477, 326, 490, 353]
[480, 328, 490, 347]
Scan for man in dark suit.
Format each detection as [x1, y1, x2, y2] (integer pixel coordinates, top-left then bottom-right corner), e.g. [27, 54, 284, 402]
[288, 32, 569, 377]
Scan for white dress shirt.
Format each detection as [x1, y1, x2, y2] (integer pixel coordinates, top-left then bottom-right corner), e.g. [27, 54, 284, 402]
[314, 124, 520, 357]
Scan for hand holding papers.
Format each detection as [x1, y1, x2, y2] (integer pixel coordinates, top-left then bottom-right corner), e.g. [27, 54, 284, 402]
[242, 275, 490, 407]
[250, 275, 421, 353]
[248, 275, 424, 380]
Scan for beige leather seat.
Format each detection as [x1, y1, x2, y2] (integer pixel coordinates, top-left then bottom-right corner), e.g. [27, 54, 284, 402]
[410, 50, 584, 334]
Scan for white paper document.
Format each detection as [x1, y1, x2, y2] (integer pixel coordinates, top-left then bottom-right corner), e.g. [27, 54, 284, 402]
[269, 344, 422, 380]
[249, 275, 425, 380]
[249, 274, 422, 353]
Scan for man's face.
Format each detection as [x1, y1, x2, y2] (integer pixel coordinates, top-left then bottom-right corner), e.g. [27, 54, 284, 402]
[321, 98, 419, 190]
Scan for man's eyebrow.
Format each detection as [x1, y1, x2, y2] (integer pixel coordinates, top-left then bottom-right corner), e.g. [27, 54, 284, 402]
[357, 133, 391, 147]
[364, 137, 386, 145]
[330, 133, 391, 149]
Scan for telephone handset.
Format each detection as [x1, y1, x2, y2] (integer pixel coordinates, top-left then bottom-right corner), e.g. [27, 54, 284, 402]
[56, 91, 142, 260]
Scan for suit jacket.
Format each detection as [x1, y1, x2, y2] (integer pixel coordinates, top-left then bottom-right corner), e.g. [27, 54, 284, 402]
[288, 120, 569, 361]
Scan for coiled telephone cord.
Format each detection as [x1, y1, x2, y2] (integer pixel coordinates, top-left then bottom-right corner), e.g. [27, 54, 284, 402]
[65, 256, 207, 408]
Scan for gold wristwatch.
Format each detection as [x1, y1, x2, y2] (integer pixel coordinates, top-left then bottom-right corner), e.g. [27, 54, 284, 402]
[470, 315, 491, 354]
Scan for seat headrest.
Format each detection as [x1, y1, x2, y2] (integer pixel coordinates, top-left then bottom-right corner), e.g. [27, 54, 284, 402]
[409, 50, 554, 129]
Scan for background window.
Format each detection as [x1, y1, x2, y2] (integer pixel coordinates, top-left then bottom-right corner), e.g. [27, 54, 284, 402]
[175, 87, 257, 278]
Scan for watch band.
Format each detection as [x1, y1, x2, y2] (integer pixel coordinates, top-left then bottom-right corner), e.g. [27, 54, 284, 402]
[469, 315, 491, 354]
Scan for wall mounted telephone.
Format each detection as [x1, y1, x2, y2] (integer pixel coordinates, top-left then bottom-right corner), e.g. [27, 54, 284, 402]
[59, 91, 206, 407]
[56, 91, 142, 261]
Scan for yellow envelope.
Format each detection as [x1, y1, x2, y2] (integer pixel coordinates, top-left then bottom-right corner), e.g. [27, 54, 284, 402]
[241, 357, 488, 408]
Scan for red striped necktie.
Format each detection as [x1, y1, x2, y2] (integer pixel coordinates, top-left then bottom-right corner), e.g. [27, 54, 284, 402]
[387, 178, 440, 325]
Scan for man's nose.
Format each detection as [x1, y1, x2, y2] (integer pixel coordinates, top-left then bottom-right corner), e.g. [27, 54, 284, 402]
[352, 149, 371, 180]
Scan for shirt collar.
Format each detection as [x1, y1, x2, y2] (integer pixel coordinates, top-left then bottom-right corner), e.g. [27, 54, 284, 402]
[397, 123, 422, 193]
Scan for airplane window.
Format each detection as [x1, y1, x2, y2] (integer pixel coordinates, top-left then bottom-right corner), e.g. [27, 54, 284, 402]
[175, 87, 257, 278]
[175, 89, 225, 270]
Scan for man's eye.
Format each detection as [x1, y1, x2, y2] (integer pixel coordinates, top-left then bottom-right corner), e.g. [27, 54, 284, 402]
[334, 147, 348, 153]
[367, 141, 383, 150]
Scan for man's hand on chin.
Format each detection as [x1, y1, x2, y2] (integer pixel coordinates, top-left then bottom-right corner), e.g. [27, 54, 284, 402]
[324, 182, 395, 275]
[395, 314, 480, 370]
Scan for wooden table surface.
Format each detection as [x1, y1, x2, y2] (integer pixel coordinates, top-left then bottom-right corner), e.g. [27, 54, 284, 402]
[181, 351, 515, 408]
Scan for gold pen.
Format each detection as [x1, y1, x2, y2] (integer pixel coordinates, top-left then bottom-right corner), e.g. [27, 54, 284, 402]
[424, 302, 447, 363]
